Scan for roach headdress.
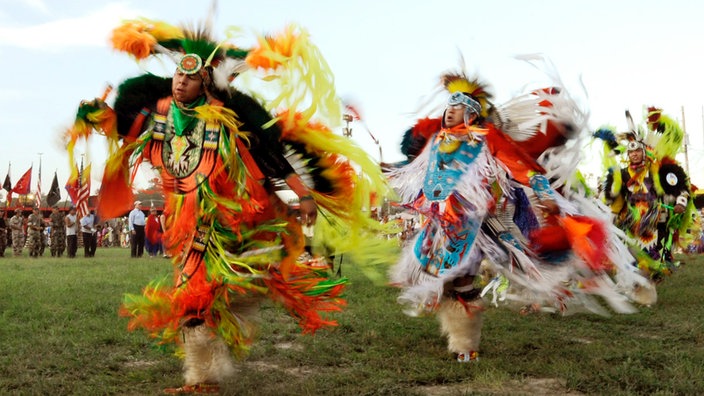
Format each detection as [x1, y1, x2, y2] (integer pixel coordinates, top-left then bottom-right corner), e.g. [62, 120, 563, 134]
[441, 72, 493, 119]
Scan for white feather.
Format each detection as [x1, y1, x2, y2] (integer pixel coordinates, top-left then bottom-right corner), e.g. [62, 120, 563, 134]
[212, 58, 249, 90]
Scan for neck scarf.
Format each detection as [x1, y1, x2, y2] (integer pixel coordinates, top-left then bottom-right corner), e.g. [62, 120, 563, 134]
[171, 96, 206, 136]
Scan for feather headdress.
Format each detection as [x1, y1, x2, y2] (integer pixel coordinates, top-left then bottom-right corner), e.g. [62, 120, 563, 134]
[111, 18, 249, 91]
[441, 72, 493, 119]
[111, 19, 339, 124]
[645, 107, 684, 161]
[594, 107, 684, 163]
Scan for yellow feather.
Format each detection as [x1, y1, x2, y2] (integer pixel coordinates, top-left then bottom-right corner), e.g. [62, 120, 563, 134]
[245, 24, 340, 127]
[442, 73, 492, 118]
[147, 19, 184, 42]
[446, 79, 476, 95]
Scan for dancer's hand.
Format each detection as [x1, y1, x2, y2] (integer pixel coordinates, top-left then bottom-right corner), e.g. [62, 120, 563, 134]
[538, 198, 560, 215]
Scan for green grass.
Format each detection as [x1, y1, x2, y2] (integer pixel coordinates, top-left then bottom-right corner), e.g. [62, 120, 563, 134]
[0, 248, 703, 395]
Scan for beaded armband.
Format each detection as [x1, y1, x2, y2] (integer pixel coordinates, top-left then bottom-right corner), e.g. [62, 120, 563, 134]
[528, 172, 555, 201]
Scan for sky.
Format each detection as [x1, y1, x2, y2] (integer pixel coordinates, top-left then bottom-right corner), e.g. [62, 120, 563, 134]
[2, 0, 704, 204]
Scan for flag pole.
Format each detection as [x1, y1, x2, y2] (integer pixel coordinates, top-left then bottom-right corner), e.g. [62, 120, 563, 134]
[77, 154, 87, 218]
[3, 161, 9, 208]
[27, 162, 33, 210]
[681, 106, 690, 175]
[37, 153, 43, 209]
[80, 154, 85, 184]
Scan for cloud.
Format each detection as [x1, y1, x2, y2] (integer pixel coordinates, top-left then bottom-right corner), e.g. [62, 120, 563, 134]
[0, 0, 49, 17]
[0, 0, 51, 16]
[0, 2, 139, 51]
[21, 0, 50, 14]
[0, 88, 31, 104]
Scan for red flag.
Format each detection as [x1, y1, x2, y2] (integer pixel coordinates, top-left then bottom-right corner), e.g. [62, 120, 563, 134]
[11, 167, 32, 195]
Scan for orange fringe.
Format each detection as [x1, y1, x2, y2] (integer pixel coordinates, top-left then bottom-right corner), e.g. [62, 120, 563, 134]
[245, 26, 297, 70]
[484, 124, 544, 185]
[413, 118, 443, 140]
[111, 21, 157, 60]
[560, 215, 611, 272]
[264, 264, 346, 334]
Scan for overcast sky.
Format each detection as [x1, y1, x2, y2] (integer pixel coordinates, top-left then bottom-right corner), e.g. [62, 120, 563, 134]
[2, 0, 704, 202]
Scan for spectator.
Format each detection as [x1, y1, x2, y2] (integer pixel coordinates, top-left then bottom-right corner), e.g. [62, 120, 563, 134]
[65, 207, 78, 258]
[80, 210, 97, 257]
[49, 206, 66, 257]
[145, 207, 163, 258]
[9, 208, 25, 257]
[128, 201, 145, 258]
[0, 208, 7, 257]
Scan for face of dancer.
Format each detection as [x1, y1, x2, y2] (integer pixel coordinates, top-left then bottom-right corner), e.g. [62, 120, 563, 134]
[444, 104, 466, 128]
[444, 103, 478, 129]
[172, 70, 204, 104]
[628, 148, 644, 165]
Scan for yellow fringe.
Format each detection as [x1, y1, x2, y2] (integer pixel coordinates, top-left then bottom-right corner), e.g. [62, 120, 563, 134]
[279, 114, 392, 202]
[278, 115, 400, 281]
[245, 24, 341, 127]
[193, 103, 247, 140]
[64, 103, 120, 181]
[647, 110, 684, 161]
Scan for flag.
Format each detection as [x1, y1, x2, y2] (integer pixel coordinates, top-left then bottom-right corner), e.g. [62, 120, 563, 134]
[3, 172, 11, 205]
[65, 162, 80, 204]
[76, 164, 91, 219]
[2, 173, 10, 192]
[35, 161, 42, 208]
[11, 167, 32, 195]
[2, 171, 10, 205]
[8, 166, 31, 206]
[46, 172, 61, 207]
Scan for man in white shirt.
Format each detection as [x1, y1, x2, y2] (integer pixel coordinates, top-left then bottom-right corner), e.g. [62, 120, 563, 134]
[65, 207, 78, 258]
[80, 210, 97, 257]
[129, 200, 146, 258]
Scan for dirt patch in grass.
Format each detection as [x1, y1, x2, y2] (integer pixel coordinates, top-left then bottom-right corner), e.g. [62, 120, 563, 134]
[244, 361, 315, 376]
[418, 377, 583, 395]
[123, 359, 159, 368]
[274, 341, 304, 351]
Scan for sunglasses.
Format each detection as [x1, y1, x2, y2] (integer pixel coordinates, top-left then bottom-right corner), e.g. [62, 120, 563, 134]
[447, 92, 481, 115]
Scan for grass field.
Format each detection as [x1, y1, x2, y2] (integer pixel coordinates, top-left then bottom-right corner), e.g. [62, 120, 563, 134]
[0, 248, 702, 395]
